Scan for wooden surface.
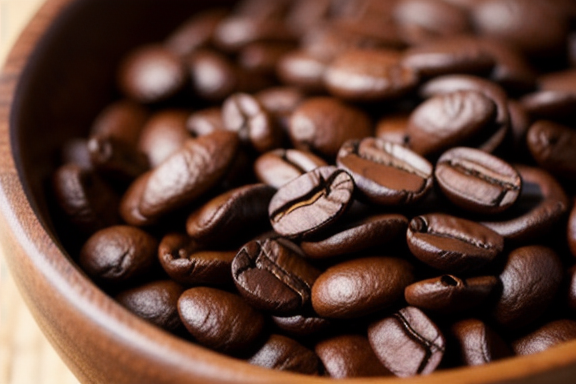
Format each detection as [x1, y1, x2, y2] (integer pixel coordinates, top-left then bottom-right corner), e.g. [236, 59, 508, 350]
[0, 1, 80, 383]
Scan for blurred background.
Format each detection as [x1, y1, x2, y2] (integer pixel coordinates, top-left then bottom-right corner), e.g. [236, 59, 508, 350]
[1, 1, 80, 383]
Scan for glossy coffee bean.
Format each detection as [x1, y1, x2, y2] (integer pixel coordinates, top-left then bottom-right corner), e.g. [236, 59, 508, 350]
[178, 287, 265, 354]
[271, 314, 331, 337]
[186, 183, 275, 246]
[337, 138, 433, 206]
[300, 213, 408, 259]
[89, 100, 148, 146]
[186, 50, 238, 102]
[115, 280, 184, 332]
[213, 16, 296, 52]
[137, 110, 190, 167]
[527, 120, 576, 180]
[435, 147, 522, 214]
[238, 42, 295, 75]
[315, 334, 392, 378]
[186, 107, 225, 137]
[311, 256, 414, 318]
[232, 238, 320, 315]
[368, 306, 446, 377]
[120, 131, 239, 226]
[375, 113, 409, 146]
[513, 319, 576, 356]
[79, 225, 157, 286]
[158, 233, 235, 286]
[248, 334, 320, 374]
[405, 275, 499, 313]
[253, 149, 327, 189]
[521, 91, 576, 124]
[324, 49, 418, 102]
[268, 166, 355, 238]
[276, 50, 329, 93]
[255, 86, 305, 132]
[450, 319, 512, 366]
[492, 245, 563, 329]
[87, 135, 150, 183]
[407, 213, 504, 273]
[289, 97, 372, 159]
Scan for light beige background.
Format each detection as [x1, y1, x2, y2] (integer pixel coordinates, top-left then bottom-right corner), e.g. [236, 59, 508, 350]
[1, 1, 80, 383]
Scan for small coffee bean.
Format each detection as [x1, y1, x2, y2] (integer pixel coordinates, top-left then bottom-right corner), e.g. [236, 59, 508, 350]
[238, 42, 296, 75]
[337, 138, 433, 205]
[527, 120, 576, 179]
[450, 319, 512, 366]
[435, 147, 522, 214]
[512, 319, 576, 356]
[375, 113, 410, 146]
[368, 306, 446, 377]
[87, 135, 150, 183]
[276, 50, 329, 93]
[232, 238, 320, 315]
[254, 148, 327, 189]
[539, 69, 576, 94]
[268, 166, 355, 238]
[186, 49, 238, 102]
[89, 100, 148, 146]
[255, 86, 305, 132]
[407, 213, 504, 273]
[271, 314, 331, 337]
[178, 287, 265, 354]
[311, 256, 414, 318]
[315, 334, 392, 378]
[248, 334, 320, 375]
[186, 107, 225, 137]
[213, 16, 296, 52]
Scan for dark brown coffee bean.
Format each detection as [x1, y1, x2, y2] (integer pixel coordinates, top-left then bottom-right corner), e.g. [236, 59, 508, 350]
[222, 93, 283, 153]
[158, 233, 235, 286]
[405, 275, 499, 313]
[375, 113, 410, 145]
[513, 319, 576, 356]
[540, 69, 576, 94]
[271, 314, 330, 337]
[186, 107, 225, 137]
[213, 16, 296, 52]
[52, 163, 120, 233]
[232, 0, 292, 21]
[238, 42, 296, 75]
[289, 97, 372, 159]
[118, 44, 187, 104]
[276, 50, 329, 93]
[285, 0, 332, 33]
[137, 110, 190, 167]
[315, 334, 392, 378]
[90, 100, 148, 146]
[186, 183, 275, 246]
[115, 280, 184, 332]
[300, 213, 408, 259]
[60, 138, 92, 169]
[248, 334, 320, 375]
[521, 91, 576, 124]
[527, 120, 576, 179]
[120, 131, 239, 226]
[368, 306, 446, 377]
[407, 213, 504, 273]
[337, 138, 433, 206]
[255, 86, 305, 132]
[450, 319, 512, 366]
[232, 238, 321, 315]
[87, 136, 150, 183]
[268, 166, 355, 238]
[311, 256, 414, 318]
[407, 90, 497, 157]
[324, 49, 418, 102]
[79, 225, 157, 286]
[435, 147, 522, 214]
[178, 287, 265, 354]
[492, 245, 563, 329]
[507, 100, 531, 157]
[254, 148, 327, 189]
[186, 49, 238, 102]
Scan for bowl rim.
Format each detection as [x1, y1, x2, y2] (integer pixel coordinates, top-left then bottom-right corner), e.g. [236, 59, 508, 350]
[2, 0, 576, 383]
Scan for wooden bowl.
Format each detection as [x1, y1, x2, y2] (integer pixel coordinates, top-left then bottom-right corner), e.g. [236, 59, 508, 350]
[1, 0, 576, 383]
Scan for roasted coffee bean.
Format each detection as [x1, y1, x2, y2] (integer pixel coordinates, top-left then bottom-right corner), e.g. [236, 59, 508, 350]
[513, 319, 576, 356]
[118, 44, 187, 104]
[158, 233, 235, 286]
[315, 334, 392, 378]
[289, 97, 372, 159]
[248, 334, 320, 374]
[407, 213, 504, 273]
[368, 306, 446, 377]
[178, 287, 265, 354]
[276, 50, 329, 93]
[271, 314, 331, 337]
[115, 280, 184, 332]
[527, 120, 576, 179]
[232, 238, 320, 315]
[568, 265, 576, 312]
[492, 245, 563, 329]
[60, 138, 92, 169]
[186, 183, 275, 246]
[539, 69, 576, 94]
[406, 90, 497, 157]
[120, 131, 239, 226]
[268, 166, 355, 238]
[521, 91, 576, 124]
[186, 107, 225, 137]
[450, 319, 512, 366]
[137, 110, 190, 167]
[255, 86, 305, 132]
[213, 16, 296, 52]
[232, 0, 292, 20]
[87, 136, 149, 183]
[324, 49, 418, 102]
[52, 163, 120, 233]
[79, 225, 157, 286]
[89, 100, 148, 146]
[239, 42, 296, 75]
[254, 148, 327, 189]
[300, 214, 408, 259]
[405, 275, 499, 313]
[435, 147, 522, 214]
[337, 138, 433, 206]
[186, 50, 238, 102]
[375, 113, 410, 145]
[312, 256, 414, 318]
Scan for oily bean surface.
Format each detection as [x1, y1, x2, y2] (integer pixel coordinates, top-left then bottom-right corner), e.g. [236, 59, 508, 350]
[450, 319, 512, 366]
[247, 334, 320, 374]
[254, 148, 327, 189]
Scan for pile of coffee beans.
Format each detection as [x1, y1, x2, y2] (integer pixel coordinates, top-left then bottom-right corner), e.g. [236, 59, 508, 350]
[52, 0, 576, 378]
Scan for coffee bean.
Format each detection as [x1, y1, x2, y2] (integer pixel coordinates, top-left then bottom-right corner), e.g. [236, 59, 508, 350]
[232, 238, 320, 315]
[248, 334, 320, 374]
[312, 256, 414, 318]
[276, 50, 329, 93]
[268, 166, 355, 238]
[238, 42, 296, 75]
[521, 91, 576, 125]
[435, 147, 522, 214]
[337, 138, 433, 205]
[178, 287, 265, 354]
[254, 148, 327, 189]
[513, 319, 576, 356]
[60, 138, 92, 170]
[375, 113, 410, 145]
[527, 120, 576, 179]
[186, 107, 225, 137]
[186, 49, 238, 102]
[407, 213, 504, 273]
[213, 16, 296, 52]
[271, 314, 331, 338]
[89, 100, 148, 146]
[368, 306, 446, 377]
[450, 319, 512, 366]
[87, 135, 150, 183]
